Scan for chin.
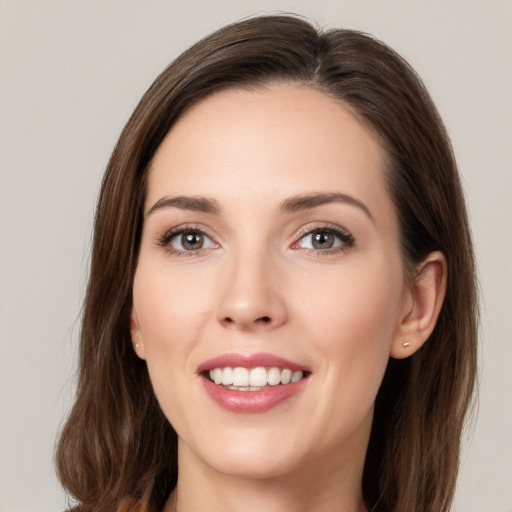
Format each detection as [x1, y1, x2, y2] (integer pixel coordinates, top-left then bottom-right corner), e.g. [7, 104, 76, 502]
[209, 451, 300, 481]
[180, 428, 304, 480]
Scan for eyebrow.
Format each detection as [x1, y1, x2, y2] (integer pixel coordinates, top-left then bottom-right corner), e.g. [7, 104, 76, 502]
[147, 195, 220, 216]
[147, 192, 373, 221]
[280, 192, 374, 221]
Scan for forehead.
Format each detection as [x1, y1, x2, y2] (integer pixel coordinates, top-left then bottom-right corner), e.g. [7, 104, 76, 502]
[147, 84, 393, 220]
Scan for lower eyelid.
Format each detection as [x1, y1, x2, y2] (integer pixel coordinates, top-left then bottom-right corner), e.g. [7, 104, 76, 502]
[292, 226, 355, 250]
[156, 224, 353, 256]
[157, 225, 213, 246]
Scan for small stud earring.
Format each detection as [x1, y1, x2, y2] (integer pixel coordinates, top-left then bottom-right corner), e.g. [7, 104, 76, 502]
[402, 341, 412, 348]
[135, 343, 140, 349]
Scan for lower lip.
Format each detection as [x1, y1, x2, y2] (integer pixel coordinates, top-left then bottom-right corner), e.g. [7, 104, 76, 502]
[200, 376, 307, 413]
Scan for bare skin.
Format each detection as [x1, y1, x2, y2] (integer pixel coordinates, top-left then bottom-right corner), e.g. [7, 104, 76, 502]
[130, 85, 446, 512]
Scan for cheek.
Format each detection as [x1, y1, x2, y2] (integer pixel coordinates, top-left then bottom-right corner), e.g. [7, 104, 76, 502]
[299, 260, 403, 347]
[131, 265, 213, 418]
[299, 267, 403, 435]
[132, 265, 213, 427]
[133, 263, 216, 353]
[299, 260, 404, 399]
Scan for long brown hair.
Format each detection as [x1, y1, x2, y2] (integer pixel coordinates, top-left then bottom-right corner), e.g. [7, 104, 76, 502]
[55, 15, 478, 512]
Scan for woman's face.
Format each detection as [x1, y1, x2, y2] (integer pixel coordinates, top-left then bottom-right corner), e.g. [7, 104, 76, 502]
[131, 85, 412, 480]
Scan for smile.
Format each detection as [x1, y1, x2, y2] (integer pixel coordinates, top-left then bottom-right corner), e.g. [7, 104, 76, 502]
[199, 353, 310, 413]
[208, 366, 304, 390]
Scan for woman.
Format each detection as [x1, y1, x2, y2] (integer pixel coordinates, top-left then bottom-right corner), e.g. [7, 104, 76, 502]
[55, 15, 478, 512]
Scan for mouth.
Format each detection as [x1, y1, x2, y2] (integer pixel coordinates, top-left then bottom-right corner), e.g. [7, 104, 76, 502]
[205, 366, 307, 391]
[198, 353, 310, 413]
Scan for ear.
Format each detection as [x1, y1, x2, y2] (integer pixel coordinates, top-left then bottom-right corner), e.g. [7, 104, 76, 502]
[130, 307, 146, 360]
[390, 251, 447, 359]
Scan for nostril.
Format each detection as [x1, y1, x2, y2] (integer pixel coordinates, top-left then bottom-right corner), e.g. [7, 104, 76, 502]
[220, 315, 274, 328]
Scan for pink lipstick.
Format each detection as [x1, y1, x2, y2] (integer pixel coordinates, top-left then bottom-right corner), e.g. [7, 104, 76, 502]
[198, 352, 309, 413]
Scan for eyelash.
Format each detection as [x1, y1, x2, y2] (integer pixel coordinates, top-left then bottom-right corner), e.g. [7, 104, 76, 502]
[292, 224, 355, 256]
[156, 223, 355, 257]
[156, 224, 217, 257]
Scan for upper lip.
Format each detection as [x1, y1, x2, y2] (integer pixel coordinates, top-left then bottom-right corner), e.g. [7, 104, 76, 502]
[197, 352, 309, 373]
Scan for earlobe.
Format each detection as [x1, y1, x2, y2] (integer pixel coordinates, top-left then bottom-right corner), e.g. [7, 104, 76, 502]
[390, 251, 447, 359]
[130, 307, 146, 360]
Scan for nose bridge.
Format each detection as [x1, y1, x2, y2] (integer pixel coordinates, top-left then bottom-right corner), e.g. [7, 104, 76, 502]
[216, 240, 286, 330]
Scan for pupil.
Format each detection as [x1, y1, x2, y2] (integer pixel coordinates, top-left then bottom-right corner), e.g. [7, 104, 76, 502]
[182, 232, 203, 250]
[312, 231, 334, 249]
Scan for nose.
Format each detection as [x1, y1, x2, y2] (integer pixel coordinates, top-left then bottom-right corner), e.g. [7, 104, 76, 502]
[216, 248, 287, 332]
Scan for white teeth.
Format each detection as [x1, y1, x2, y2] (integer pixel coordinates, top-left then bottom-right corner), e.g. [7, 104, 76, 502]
[267, 367, 281, 386]
[232, 367, 249, 387]
[213, 368, 223, 385]
[280, 368, 292, 384]
[208, 366, 306, 387]
[249, 367, 267, 387]
[291, 370, 303, 383]
[222, 367, 233, 385]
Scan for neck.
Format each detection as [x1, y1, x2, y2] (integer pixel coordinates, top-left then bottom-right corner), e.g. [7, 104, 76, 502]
[164, 441, 368, 512]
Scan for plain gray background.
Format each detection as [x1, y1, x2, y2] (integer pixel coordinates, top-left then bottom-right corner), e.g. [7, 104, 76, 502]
[1, 1, 511, 511]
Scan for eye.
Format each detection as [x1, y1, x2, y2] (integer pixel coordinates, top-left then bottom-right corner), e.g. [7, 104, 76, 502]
[294, 226, 354, 253]
[158, 227, 218, 255]
[301, 230, 339, 250]
[172, 230, 211, 251]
